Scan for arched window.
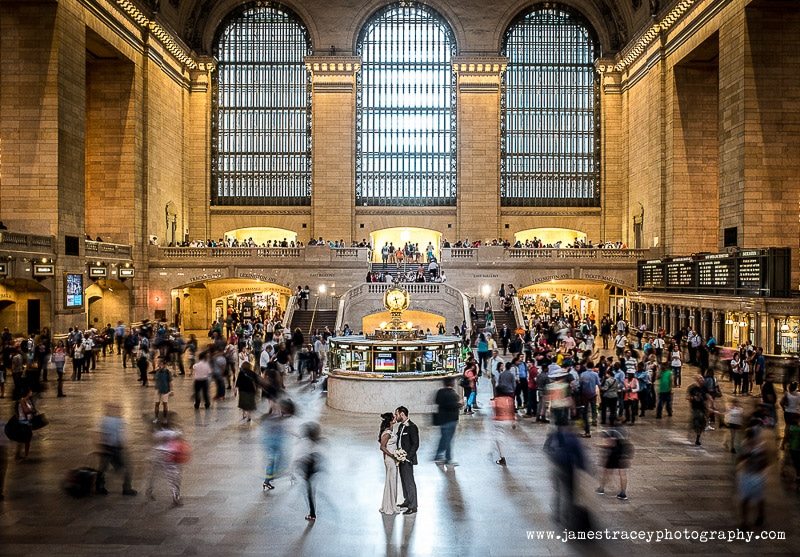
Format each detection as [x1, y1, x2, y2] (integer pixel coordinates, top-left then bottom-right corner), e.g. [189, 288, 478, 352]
[501, 5, 600, 207]
[356, 2, 457, 206]
[212, 3, 311, 206]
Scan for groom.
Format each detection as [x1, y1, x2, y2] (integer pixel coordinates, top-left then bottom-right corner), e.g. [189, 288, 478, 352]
[395, 406, 419, 515]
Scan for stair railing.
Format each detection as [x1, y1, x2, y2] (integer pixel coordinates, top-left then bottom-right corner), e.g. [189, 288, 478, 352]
[512, 295, 525, 331]
[282, 295, 297, 330]
[307, 296, 319, 336]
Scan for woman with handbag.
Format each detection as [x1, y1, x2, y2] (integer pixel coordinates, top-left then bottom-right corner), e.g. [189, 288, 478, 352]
[13, 386, 35, 460]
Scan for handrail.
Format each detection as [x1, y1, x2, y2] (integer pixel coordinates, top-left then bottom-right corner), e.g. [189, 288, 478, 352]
[335, 294, 347, 334]
[307, 297, 319, 336]
[512, 295, 525, 331]
[282, 295, 297, 330]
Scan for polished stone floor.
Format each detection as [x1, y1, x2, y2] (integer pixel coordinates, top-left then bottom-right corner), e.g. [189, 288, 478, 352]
[0, 351, 798, 557]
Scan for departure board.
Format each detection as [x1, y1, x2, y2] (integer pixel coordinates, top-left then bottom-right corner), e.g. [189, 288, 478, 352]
[666, 258, 694, 288]
[697, 254, 734, 289]
[639, 260, 665, 289]
[637, 248, 791, 297]
[737, 250, 763, 291]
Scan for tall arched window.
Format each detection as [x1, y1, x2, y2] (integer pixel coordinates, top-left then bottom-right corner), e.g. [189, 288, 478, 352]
[501, 5, 600, 206]
[212, 3, 311, 206]
[356, 2, 456, 206]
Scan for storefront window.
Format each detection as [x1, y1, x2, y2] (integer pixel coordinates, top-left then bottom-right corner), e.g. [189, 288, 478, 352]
[777, 317, 799, 355]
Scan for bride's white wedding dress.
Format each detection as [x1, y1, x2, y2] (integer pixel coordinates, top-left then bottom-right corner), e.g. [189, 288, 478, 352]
[379, 429, 401, 514]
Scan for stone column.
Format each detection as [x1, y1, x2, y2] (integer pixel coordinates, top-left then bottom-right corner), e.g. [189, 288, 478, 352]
[596, 60, 624, 242]
[712, 311, 722, 343]
[453, 57, 506, 240]
[306, 56, 360, 242]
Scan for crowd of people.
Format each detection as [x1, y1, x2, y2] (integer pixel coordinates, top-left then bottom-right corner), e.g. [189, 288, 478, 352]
[444, 308, 799, 526]
[441, 238, 628, 249]
[1, 299, 797, 529]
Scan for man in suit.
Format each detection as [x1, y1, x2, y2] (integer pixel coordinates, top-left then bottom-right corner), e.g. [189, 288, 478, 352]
[394, 406, 419, 514]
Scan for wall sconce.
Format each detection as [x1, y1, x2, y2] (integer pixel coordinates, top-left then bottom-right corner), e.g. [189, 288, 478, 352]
[781, 318, 790, 332]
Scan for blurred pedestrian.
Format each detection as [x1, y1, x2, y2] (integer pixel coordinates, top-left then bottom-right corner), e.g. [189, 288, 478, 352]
[543, 416, 587, 524]
[192, 350, 211, 409]
[595, 429, 633, 500]
[146, 427, 190, 506]
[95, 403, 137, 496]
[433, 377, 461, 466]
[296, 422, 323, 521]
[688, 374, 709, 446]
[263, 398, 295, 490]
[235, 361, 259, 423]
[737, 425, 769, 528]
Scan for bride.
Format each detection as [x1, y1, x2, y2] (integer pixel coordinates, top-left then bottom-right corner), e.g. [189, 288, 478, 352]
[378, 412, 401, 514]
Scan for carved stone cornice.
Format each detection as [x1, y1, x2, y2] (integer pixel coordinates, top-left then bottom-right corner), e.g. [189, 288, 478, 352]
[304, 56, 361, 93]
[355, 207, 457, 216]
[452, 56, 507, 94]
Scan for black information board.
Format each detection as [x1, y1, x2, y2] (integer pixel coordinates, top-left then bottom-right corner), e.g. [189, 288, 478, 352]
[637, 248, 792, 297]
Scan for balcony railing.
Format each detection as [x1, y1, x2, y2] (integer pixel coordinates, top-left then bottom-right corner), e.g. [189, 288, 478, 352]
[85, 240, 132, 259]
[439, 246, 650, 263]
[505, 247, 648, 259]
[152, 246, 372, 263]
[0, 231, 55, 254]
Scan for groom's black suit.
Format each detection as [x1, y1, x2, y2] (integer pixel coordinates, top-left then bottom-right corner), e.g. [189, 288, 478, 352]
[397, 419, 419, 511]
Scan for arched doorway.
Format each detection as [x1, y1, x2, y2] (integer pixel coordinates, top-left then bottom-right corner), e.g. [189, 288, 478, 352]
[362, 309, 446, 335]
[171, 279, 293, 333]
[225, 227, 298, 246]
[514, 227, 587, 247]
[85, 279, 131, 330]
[517, 280, 628, 326]
[369, 227, 442, 263]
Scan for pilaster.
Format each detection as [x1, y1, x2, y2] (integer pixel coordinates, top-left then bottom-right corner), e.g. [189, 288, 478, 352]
[306, 56, 360, 242]
[453, 56, 506, 241]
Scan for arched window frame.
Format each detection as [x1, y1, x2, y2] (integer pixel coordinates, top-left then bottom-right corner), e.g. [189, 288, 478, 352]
[355, 1, 458, 207]
[500, 4, 601, 207]
[211, 2, 312, 206]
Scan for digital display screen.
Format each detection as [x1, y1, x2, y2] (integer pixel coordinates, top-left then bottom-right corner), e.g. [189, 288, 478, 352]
[374, 353, 396, 372]
[65, 273, 83, 308]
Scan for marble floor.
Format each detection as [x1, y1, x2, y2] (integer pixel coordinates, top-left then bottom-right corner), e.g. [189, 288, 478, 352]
[0, 351, 798, 557]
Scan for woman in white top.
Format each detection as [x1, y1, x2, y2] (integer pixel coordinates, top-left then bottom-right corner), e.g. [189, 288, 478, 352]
[730, 352, 742, 394]
[669, 342, 682, 388]
[378, 412, 401, 514]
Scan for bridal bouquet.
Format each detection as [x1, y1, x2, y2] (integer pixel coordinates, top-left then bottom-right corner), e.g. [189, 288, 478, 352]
[394, 449, 408, 462]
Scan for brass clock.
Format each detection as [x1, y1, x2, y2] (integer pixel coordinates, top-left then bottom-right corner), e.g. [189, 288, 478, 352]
[383, 287, 409, 312]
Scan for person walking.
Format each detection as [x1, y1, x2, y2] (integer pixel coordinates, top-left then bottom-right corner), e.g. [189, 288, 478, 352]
[192, 350, 211, 409]
[595, 429, 633, 500]
[462, 358, 478, 415]
[153, 357, 172, 424]
[95, 403, 137, 496]
[543, 417, 587, 524]
[600, 368, 618, 426]
[296, 422, 322, 521]
[235, 361, 259, 423]
[146, 427, 189, 506]
[434, 377, 461, 466]
[688, 374, 709, 446]
[263, 398, 295, 490]
[622, 370, 639, 425]
[656, 366, 673, 419]
[52, 341, 66, 397]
